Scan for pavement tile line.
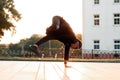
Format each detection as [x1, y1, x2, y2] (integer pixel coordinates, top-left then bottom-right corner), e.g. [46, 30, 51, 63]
[0, 61, 30, 80]
[72, 64, 95, 80]
[54, 62, 71, 80]
[51, 62, 69, 80]
[0, 62, 18, 72]
[10, 62, 30, 80]
[51, 62, 62, 79]
[34, 62, 45, 80]
[44, 62, 60, 80]
[0, 61, 120, 80]
[35, 63, 41, 80]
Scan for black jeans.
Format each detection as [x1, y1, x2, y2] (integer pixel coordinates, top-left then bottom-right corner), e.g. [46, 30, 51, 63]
[35, 35, 71, 60]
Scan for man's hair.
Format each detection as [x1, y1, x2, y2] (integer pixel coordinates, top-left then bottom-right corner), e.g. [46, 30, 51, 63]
[74, 39, 82, 49]
[78, 40, 82, 49]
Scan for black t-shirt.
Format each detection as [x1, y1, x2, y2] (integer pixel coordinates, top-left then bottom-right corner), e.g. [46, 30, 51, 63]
[46, 17, 77, 60]
[46, 21, 76, 45]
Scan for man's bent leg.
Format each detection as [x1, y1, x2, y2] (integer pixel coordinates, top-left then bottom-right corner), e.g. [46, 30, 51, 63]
[29, 44, 40, 57]
[35, 36, 55, 46]
[29, 36, 55, 57]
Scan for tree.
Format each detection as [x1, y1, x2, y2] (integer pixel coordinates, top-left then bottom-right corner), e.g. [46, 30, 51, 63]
[0, 0, 21, 38]
[76, 34, 82, 41]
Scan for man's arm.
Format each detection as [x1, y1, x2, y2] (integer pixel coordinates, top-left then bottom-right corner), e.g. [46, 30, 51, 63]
[64, 44, 71, 67]
[64, 44, 70, 61]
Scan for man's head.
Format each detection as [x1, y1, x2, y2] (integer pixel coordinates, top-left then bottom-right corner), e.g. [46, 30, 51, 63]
[71, 39, 82, 49]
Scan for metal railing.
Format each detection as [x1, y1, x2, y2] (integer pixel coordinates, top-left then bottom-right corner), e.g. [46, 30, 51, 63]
[82, 49, 120, 59]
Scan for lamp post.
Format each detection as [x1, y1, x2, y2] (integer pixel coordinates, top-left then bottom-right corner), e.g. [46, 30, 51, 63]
[49, 40, 51, 56]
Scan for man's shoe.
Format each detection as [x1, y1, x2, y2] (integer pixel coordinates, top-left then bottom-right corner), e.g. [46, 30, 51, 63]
[29, 44, 41, 57]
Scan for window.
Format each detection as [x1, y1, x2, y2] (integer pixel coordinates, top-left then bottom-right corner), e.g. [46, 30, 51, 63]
[94, 0, 99, 4]
[94, 40, 100, 49]
[114, 13, 120, 25]
[94, 14, 100, 26]
[114, 0, 120, 3]
[114, 40, 120, 49]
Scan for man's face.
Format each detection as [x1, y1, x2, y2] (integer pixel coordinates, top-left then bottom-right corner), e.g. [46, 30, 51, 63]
[71, 41, 80, 49]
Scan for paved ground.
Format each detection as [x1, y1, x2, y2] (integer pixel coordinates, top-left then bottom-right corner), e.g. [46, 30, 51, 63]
[0, 61, 120, 80]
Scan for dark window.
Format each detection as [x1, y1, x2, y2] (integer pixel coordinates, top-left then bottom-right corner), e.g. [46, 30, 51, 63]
[94, 40, 100, 49]
[114, 40, 120, 49]
[94, 15, 100, 26]
[114, 0, 120, 3]
[94, 0, 99, 4]
[114, 14, 120, 25]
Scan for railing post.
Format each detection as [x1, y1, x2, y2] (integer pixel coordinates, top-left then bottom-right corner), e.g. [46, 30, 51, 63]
[92, 49, 94, 59]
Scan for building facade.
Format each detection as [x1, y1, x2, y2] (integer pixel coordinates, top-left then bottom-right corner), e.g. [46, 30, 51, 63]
[82, 0, 120, 59]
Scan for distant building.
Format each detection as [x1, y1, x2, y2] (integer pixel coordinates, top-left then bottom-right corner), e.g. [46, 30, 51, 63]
[82, 0, 120, 59]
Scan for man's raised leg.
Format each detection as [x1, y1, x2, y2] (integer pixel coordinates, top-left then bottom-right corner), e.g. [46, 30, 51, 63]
[29, 36, 55, 57]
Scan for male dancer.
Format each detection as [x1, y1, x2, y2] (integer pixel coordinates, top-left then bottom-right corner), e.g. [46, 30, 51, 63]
[29, 15, 82, 67]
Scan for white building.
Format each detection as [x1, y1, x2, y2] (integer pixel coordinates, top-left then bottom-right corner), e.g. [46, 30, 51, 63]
[82, 0, 120, 58]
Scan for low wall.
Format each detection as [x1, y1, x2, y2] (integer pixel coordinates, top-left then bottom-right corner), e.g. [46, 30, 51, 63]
[83, 53, 120, 59]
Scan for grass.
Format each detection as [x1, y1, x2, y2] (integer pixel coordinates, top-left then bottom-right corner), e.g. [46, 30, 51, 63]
[0, 56, 120, 62]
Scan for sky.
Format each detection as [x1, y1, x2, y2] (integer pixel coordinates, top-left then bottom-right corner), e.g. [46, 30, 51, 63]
[0, 0, 83, 44]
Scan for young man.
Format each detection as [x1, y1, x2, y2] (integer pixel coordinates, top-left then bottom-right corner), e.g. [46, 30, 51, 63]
[29, 15, 82, 67]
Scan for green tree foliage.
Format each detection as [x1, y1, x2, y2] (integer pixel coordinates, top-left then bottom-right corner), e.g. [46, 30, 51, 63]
[5, 34, 82, 57]
[0, 44, 10, 56]
[0, 0, 21, 38]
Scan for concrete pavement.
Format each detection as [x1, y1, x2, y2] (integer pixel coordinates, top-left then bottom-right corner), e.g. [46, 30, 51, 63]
[0, 61, 120, 80]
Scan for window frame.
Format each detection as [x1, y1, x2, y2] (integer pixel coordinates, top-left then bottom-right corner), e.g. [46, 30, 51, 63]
[114, 40, 120, 49]
[93, 40, 100, 49]
[94, 14, 100, 26]
[94, 0, 100, 4]
[114, 0, 120, 3]
[114, 13, 120, 25]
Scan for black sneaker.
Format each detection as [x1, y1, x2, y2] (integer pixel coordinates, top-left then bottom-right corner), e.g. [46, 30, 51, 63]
[29, 44, 41, 57]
